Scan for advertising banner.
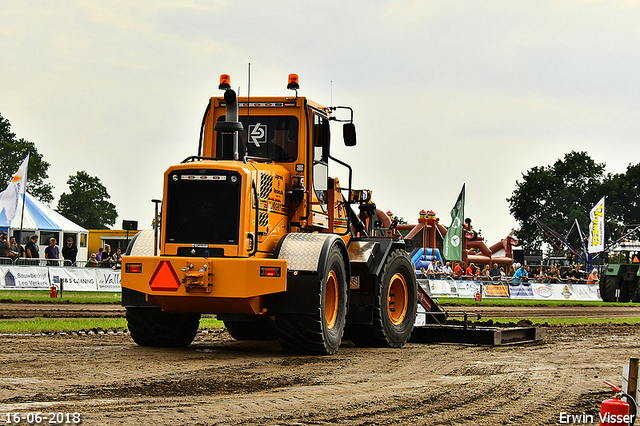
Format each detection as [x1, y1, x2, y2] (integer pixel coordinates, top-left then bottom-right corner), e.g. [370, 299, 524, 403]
[483, 283, 510, 298]
[428, 279, 459, 297]
[0, 266, 49, 290]
[531, 283, 600, 301]
[49, 267, 97, 291]
[0, 154, 29, 222]
[96, 269, 122, 292]
[588, 196, 605, 254]
[0, 266, 121, 292]
[455, 280, 481, 298]
[508, 283, 534, 299]
[443, 184, 465, 262]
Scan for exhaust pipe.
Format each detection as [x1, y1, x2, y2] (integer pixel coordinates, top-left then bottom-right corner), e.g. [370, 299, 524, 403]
[214, 74, 243, 160]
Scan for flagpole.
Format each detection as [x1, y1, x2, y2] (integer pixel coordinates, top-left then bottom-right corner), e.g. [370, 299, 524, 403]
[18, 193, 26, 244]
[17, 153, 29, 246]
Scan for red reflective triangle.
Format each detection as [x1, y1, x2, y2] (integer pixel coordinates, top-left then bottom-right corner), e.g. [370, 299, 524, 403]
[149, 260, 181, 292]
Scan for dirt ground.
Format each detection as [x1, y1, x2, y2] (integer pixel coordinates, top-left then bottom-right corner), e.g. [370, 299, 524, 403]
[3, 303, 640, 318]
[1, 320, 639, 425]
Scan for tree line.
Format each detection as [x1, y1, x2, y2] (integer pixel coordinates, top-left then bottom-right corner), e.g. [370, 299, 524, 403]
[0, 112, 117, 229]
[508, 150, 640, 250]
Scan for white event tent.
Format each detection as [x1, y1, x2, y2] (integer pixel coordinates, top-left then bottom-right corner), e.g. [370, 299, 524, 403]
[0, 191, 88, 262]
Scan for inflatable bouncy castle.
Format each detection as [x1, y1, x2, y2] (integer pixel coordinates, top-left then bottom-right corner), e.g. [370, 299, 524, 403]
[394, 210, 517, 272]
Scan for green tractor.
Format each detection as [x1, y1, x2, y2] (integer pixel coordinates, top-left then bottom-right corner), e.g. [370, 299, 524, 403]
[601, 242, 640, 302]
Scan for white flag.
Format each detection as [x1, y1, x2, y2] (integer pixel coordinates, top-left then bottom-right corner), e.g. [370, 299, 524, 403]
[1, 154, 29, 222]
[588, 196, 605, 253]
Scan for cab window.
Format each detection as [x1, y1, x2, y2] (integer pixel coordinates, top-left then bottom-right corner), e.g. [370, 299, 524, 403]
[215, 115, 298, 162]
[312, 113, 330, 211]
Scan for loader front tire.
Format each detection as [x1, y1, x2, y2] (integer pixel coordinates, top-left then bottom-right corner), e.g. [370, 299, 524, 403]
[126, 307, 201, 348]
[349, 249, 417, 348]
[276, 245, 347, 355]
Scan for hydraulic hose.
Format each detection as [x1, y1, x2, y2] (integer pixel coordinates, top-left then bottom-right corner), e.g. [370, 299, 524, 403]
[621, 391, 637, 426]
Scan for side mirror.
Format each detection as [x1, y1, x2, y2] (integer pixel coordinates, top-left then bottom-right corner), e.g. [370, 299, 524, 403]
[343, 123, 356, 147]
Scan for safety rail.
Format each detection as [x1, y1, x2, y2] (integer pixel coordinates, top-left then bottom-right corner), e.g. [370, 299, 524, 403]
[417, 273, 597, 285]
[0, 257, 119, 268]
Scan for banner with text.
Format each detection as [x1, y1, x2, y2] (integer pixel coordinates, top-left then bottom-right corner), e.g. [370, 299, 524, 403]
[530, 283, 600, 301]
[588, 196, 605, 254]
[0, 266, 121, 292]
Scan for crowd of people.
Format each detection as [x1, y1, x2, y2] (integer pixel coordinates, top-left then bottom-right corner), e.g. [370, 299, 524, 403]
[417, 258, 599, 284]
[0, 232, 122, 268]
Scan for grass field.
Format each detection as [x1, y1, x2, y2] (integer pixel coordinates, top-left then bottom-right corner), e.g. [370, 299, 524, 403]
[0, 317, 225, 334]
[0, 290, 121, 304]
[1, 292, 638, 333]
[482, 317, 640, 325]
[436, 297, 633, 307]
[2, 292, 632, 307]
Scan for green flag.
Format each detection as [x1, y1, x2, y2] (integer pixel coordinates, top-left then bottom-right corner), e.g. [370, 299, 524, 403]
[443, 184, 465, 261]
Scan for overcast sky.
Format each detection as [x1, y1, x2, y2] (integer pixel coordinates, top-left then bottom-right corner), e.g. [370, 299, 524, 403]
[2, 1, 639, 245]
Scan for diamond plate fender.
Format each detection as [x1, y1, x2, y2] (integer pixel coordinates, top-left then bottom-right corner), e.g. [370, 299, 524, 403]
[268, 233, 350, 314]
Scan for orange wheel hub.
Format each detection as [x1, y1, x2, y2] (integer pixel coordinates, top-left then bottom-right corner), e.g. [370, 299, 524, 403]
[325, 270, 339, 329]
[387, 273, 408, 325]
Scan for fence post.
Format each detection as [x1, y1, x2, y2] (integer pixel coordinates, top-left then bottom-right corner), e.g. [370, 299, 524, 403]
[628, 357, 639, 402]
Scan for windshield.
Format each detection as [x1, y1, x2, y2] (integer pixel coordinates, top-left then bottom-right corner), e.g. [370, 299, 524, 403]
[216, 115, 298, 162]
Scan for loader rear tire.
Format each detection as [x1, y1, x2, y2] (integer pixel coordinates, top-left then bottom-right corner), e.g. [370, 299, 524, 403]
[632, 283, 640, 303]
[276, 245, 347, 355]
[224, 317, 276, 341]
[349, 249, 417, 348]
[601, 276, 622, 302]
[126, 307, 201, 348]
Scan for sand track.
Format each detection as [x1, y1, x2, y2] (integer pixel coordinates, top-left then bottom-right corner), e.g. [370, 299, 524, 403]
[1, 321, 639, 425]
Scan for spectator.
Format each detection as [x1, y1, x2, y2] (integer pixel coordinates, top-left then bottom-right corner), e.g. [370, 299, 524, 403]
[587, 268, 599, 284]
[111, 247, 123, 266]
[470, 262, 479, 276]
[442, 261, 453, 276]
[547, 265, 561, 283]
[25, 235, 39, 261]
[499, 266, 506, 279]
[532, 265, 543, 282]
[85, 253, 99, 267]
[8, 235, 23, 260]
[465, 262, 479, 279]
[101, 244, 111, 267]
[0, 231, 10, 263]
[539, 267, 548, 283]
[562, 266, 579, 283]
[418, 267, 428, 279]
[62, 237, 78, 266]
[453, 261, 466, 279]
[489, 263, 501, 281]
[96, 247, 104, 262]
[44, 238, 60, 265]
[435, 260, 444, 277]
[426, 258, 437, 276]
[571, 267, 584, 282]
[510, 264, 528, 283]
[481, 264, 491, 280]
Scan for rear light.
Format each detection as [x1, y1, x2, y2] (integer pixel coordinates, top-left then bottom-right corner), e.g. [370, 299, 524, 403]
[260, 267, 281, 277]
[126, 263, 142, 273]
